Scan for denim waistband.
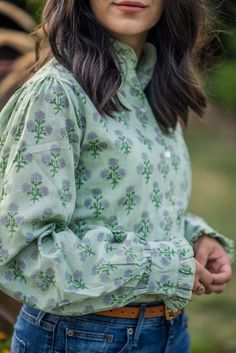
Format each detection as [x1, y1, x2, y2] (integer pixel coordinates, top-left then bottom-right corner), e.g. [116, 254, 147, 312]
[20, 300, 172, 332]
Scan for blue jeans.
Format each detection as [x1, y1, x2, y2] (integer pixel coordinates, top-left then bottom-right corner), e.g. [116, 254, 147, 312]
[10, 302, 191, 353]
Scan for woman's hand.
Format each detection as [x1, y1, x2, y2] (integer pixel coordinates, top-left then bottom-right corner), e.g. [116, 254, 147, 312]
[193, 259, 213, 294]
[194, 235, 232, 294]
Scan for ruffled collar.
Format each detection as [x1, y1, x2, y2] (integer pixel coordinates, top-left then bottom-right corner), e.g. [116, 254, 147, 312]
[110, 38, 157, 90]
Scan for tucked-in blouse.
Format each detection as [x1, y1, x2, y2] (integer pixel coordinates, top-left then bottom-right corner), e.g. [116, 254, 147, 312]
[0, 39, 234, 316]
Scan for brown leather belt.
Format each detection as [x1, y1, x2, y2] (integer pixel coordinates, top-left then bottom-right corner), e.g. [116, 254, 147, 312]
[95, 305, 181, 321]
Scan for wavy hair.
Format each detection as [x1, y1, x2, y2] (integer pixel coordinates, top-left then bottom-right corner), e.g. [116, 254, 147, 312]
[32, 0, 216, 132]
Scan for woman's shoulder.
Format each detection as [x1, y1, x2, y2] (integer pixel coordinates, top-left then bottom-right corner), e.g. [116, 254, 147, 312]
[0, 58, 88, 136]
[27, 57, 86, 98]
[1, 58, 88, 117]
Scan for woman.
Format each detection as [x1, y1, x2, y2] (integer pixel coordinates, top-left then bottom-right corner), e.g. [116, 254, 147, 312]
[0, 0, 234, 352]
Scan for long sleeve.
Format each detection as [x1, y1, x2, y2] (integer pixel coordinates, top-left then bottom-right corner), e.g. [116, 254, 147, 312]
[185, 212, 235, 261]
[0, 73, 196, 315]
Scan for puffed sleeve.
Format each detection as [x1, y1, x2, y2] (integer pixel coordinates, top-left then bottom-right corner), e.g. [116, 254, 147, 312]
[0, 75, 195, 315]
[185, 212, 235, 261]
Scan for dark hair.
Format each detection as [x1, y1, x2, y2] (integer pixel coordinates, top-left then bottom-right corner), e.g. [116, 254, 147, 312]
[33, 0, 215, 132]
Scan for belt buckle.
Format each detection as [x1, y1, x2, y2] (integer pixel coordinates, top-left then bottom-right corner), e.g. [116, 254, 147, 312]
[165, 306, 179, 321]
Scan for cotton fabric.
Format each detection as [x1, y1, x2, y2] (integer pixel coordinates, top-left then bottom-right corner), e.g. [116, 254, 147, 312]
[0, 39, 234, 316]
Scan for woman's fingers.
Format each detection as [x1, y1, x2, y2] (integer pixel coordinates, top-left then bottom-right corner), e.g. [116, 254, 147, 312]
[193, 259, 213, 292]
[193, 259, 230, 296]
[205, 283, 226, 294]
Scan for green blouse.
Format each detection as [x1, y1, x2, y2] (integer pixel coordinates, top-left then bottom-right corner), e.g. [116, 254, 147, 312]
[0, 39, 234, 316]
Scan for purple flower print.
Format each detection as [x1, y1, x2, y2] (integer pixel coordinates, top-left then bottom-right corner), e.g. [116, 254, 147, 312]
[5, 270, 13, 281]
[124, 270, 132, 277]
[63, 179, 70, 189]
[31, 172, 42, 183]
[35, 111, 45, 121]
[42, 144, 65, 176]
[118, 185, 141, 215]
[100, 273, 109, 282]
[21, 182, 30, 193]
[43, 124, 52, 136]
[8, 203, 18, 213]
[0, 202, 23, 237]
[46, 298, 57, 310]
[21, 173, 48, 203]
[45, 84, 69, 113]
[137, 153, 153, 183]
[101, 159, 126, 189]
[92, 187, 102, 196]
[50, 144, 61, 154]
[133, 211, 153, 238]
[41, 154, 51, 165]
[114, 278, 123, 288]
[75, 160, 92, 189]
[83, 132, 107, 158]
[84, 199, 92, 208]
[26, 120, 35, 132]
[65, 270, 87, 289]
[84, 188, 110, 217]
[97, 232, 106, 241]
[160, 256, 171, 267]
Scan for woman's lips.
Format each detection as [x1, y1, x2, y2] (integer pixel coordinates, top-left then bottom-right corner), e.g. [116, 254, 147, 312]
[112, 1, 148, 13]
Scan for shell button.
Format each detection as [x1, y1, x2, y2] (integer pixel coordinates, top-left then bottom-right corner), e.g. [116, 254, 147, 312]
[164, 150, 171, 158]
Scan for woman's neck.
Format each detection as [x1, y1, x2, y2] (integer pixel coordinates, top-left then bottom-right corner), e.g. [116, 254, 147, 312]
[108, 32, 148, 59]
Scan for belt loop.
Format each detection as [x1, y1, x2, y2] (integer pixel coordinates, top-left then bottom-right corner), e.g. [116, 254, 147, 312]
[35, 309, 48, 326]
[132, 304, 146, 348]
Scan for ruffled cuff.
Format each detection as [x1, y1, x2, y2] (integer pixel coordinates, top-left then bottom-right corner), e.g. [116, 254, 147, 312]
[146, 238, 195, 312]
[185, 212, 235, 262]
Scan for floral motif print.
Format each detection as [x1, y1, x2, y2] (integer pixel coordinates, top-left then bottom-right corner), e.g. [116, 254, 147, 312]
[11, 115, 26, 142]
[60, 118, 80, 145]
[41, 144, 66, 177]
[76, 109, 86, 130]
[13, 141, 33, 172]
[118, 185, 141, 215]
[129, 77, 146, 105]
[93, 112, 109, 132]
[115, 130, 133, 155]
[65, 270, 87, 290]
[26, 111, 53, 144]
[0, 239, 9, 264]
[137, 152, 153, 184]
[100, 158, 126, 189]
[134, 211, 154, 238]
[45, 83, 69, 114]
[31, 268, 56, 291]
[0, 146, 9, 177]
[75, 160, 92, 189]
[84, 188, 110, 218]
[5, 259, 27, 283]
[77, 238, 95, 262]
[160, 210, 173, 236]
[21, 173, 49, 203]
[0, 203, 25, 237]
[83, 132, 108, 158]
[136, 129, 153, 151]
[158, 153, 170, 179]
[114, 111, 130, 128]
[57, 179, 72, 207]
[133, 106, 149, 128]
[150, 181, 163, 210]
[0, 39, 233, 318]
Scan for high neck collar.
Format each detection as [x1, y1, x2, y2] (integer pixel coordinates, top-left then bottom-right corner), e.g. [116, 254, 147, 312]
[110, 38, 157, 90]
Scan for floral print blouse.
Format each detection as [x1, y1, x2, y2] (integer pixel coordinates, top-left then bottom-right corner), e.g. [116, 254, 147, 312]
[0, 39, 234, 316]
